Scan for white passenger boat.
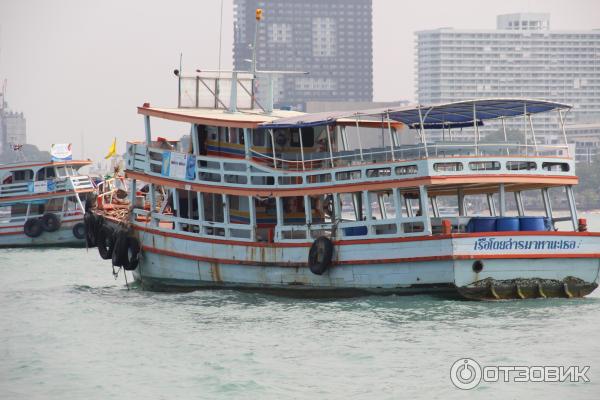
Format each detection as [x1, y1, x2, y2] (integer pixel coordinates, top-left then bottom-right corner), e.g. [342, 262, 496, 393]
[88, 70, 600, 300]
[0, 159, 94, 247]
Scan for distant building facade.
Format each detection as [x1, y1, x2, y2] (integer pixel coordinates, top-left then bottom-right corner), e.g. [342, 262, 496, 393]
[1, 83, 27, 155]
[233, 0, 373, 110]
[565, 123, 600, 163]
[416, 13, 600, 143]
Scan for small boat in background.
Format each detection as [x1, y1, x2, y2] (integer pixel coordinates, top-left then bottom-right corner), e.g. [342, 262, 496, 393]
[0, 158, 95, 247]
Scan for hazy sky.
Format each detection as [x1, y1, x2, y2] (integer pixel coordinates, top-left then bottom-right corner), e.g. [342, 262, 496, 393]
[0, 0, 598, 162]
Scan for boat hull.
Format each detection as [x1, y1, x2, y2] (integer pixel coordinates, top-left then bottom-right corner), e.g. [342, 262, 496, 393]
[0, 217, 85, 248]
[125, 224, 600, 300]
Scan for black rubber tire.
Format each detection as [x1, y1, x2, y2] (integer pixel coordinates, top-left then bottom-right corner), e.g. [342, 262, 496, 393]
[97, 225, 116, 260]
[72, 222, 86, 240]
[308, 236, 334, 275]
[112, 230, 129, 268]
[24, 218, 43, 238]
[84, 212, 96, 247]
[41, 213, 61, 232]
[124, 236, 141, 271]
[93, 215, 105, 242]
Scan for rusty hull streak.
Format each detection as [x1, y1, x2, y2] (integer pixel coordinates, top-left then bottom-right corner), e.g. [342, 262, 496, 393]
[210, 262, 222, 283]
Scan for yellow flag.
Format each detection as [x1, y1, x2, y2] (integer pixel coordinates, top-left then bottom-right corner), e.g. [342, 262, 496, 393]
[105, 137, 117, 159]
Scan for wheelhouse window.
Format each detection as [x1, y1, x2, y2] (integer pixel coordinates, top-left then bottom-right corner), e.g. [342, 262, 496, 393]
[290, 127, 315, 148]
[12, 169, 34, 182]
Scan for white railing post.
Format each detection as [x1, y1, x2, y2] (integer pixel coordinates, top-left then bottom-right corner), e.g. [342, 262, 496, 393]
[269, 129, 277, 169]
[298, 127, 306, 171]
[326, 125, 335, 168]
[558, 109, 570, 157]
[354, 116, 364, 162]
[386, 111, 396, 161]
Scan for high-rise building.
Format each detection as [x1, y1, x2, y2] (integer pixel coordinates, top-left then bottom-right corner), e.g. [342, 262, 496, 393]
[415, 13, 600, 143]
[233, 0, 373, 110]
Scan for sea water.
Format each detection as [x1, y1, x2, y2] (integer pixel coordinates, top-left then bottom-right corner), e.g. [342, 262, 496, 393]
[1, 214, 600, 399]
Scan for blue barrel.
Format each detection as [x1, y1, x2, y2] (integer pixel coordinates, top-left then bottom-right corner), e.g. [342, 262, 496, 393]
[344, 226, 368, 236]
[467, 217, 497, 232]
[496, 217, 520, 231]
[519, 216, 546, 231]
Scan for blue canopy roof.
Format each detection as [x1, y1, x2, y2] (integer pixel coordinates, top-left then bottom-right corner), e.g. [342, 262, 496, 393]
[259, 98, 571, 130]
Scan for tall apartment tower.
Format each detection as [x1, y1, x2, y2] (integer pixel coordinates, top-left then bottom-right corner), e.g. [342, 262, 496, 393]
[233, 0, 373, 110]
[416, 13, 600, 143]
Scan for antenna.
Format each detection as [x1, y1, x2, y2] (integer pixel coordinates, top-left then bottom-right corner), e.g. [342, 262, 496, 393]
[217, 0, 224, 77]
[251, 8, 263, 76]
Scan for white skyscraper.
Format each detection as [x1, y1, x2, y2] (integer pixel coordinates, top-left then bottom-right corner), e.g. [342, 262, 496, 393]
[416, 13, 600, 144]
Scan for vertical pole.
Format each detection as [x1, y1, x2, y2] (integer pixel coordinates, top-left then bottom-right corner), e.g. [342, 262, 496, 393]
[541, 188, 554, 230]
[404, 195, 414, 217]
[457, 188, 466, 217]
[275, 197, 283, 241]
[565, 185, 578, 231]
[149, 183, 156, 226]
[558, 109, 570, 157]
[431, 196, 440, 218]
[501, 117, 509, 155]
[326, 125, 335, 168]
[172, 188, 180, 231]
[243, 128, 251, 160]
[487, 193, 497, 216]
[191, 124, 199, 154]
[363, 190, 372, 235]
[528, 114, 538, 155]
[378, 193, 388, 219]
[419, 186, 432, 235]
[197, 192, 205, 235]
[304, 195, 312, 238]
[248, 195, 256, 241]
[354, 116, 364, 162]
[498, 183, 506, 217]
[129, 179, 137, 209]
[298, 127, 306, 171]
[144, 115, 151, 144]
[386, 111, 395, 161]
[222, 194, 230, 237]
[523, 103, 528, 156]
[515, 191, 524, 216]
[269, 129, 277, 169]
[392, 188, 404, 233]
[340, 126, 349, 150]
[417, 105, 429, 157]
[229, 71, 238, 113]
[473, 102, 478, 156]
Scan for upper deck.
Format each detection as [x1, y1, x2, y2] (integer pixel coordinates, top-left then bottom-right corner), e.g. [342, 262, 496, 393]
[127, 98, 576, 197]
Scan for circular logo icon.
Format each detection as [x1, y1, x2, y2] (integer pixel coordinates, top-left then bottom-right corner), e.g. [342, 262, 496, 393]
[450, 358, 482, 390]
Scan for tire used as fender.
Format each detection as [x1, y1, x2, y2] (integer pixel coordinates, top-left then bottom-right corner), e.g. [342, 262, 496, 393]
[84, 213, 96, 247]
[124, 236, 141, 271]
[24, 218, 43, 238]
[72, 222, 86, 240]
[97, 225, 116, 260]
[308, 236, 334, 275]
[41, 213, 61, 232]
[112, 229, 129, 268]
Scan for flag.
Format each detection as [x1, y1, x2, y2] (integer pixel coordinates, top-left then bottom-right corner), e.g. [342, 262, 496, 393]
[105, 138, 117, 159]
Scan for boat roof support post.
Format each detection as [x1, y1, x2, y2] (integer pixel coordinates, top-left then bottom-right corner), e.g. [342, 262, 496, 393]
[541, 188, 554, 230]
[457, 188, 465, 217]
[326, 125, 335, 168]
[340, 126, 349, 151]
[565, 185, 578, 231]
[419, 186, 432, 235]
[243, 128, 251, 160]
[362, 191, 373, 235]
[528, 114, 538, 155]
[354, 115, 364, 162]
[191, 124, 199, 155]
[269, 129, 277, 169]
[498, 183, 506, 217]
[501, 117, 509, 155]
[392, 188, 404, 234]
[416, 105, 429, 157]
[523, 103, 528, 156]
[248, 195, 256, 241]
[228, 71, 238, 113]
[298, 127, 306, 171]
[144, 115, 151, 144]
[386, 112, 395, 161]
[196, 192, 205, 225]
[472, 103, 478, 156]
[304, 195, 312, 237]
[222, 194, 230, 238]
[514, 191, 525, 216]
[558, 109, 570, 157]
[275, 197, 283, 241]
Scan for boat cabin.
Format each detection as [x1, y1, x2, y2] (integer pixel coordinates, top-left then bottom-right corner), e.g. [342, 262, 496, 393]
[125, 71, 581, 244]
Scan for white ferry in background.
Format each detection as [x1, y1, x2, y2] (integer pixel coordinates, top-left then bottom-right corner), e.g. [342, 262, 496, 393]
[84, 66, 600, 300]
[0, 158, 95, 247]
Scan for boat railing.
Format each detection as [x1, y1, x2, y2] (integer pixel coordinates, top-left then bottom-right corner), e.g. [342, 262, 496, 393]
[250, 142, 570, 171]
[0, 175, 94, 199]
[0, 207, 83, 226]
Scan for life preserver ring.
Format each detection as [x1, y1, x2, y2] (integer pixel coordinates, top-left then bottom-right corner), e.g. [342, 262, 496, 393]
[97, 225, 116, 260]
[72, 222, 86, 240]
[24, 218, 43, 238]
[84, 212, 96, 247]
[308, 236, 334, 275]
[41, 213, 61, 232]
[112, 229, 129, 267]
[124, 236, 141, 271]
